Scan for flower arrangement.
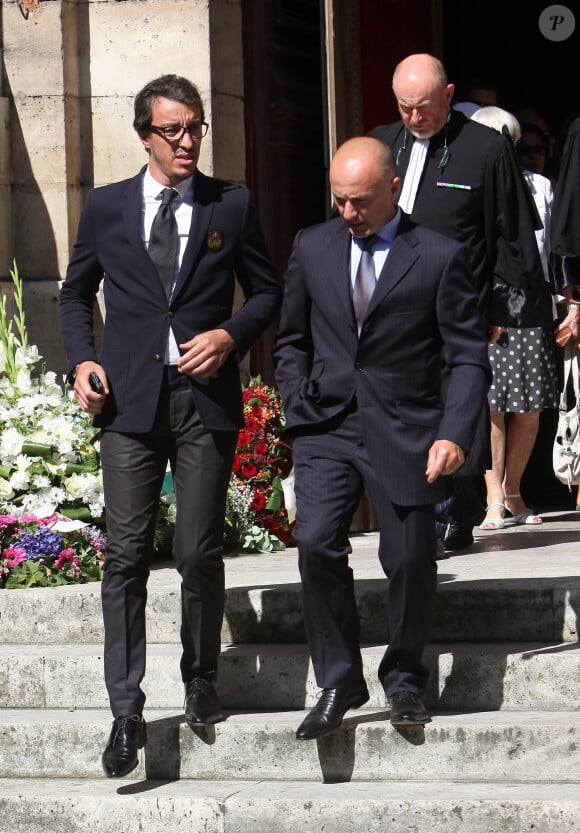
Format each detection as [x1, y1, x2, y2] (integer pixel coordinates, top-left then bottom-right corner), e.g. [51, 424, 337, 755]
[0, 265, 294, 588]
[0, 262, 104, 522]
[129, 377, 294, 558]
[0, 513, 105, 588]
[225, 377, 294, 552]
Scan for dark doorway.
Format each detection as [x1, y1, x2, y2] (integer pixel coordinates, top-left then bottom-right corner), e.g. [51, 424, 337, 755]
[442, 0, 578, 509]
[242, 0, 328, 384]
[442, 0, 578, 146]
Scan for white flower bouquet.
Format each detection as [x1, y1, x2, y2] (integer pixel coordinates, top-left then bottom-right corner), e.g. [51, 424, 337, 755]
[0, 263, 104, 522]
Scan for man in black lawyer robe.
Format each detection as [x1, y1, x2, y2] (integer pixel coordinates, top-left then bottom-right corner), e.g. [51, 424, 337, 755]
[369, 54, 549, 550]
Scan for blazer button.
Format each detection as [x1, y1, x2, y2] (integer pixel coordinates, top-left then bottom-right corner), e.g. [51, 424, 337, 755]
[167, 311, 174, 318]
[355, 362, 362, 371]
[154, 354, 162, 362]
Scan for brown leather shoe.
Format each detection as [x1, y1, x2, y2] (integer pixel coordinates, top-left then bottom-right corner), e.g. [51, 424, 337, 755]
[295, 685, 370, 740]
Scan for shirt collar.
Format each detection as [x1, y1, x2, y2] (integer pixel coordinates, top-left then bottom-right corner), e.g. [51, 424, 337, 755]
[374, 207, 402, 244]
[143, 167, 194, 202]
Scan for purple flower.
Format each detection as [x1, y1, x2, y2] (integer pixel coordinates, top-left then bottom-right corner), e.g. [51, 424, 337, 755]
[83, 525, 106, 550]
[16, 528, 63, 560]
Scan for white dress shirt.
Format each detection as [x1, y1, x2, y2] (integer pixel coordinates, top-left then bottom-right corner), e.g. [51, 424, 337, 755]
[397, 138, 429, 213]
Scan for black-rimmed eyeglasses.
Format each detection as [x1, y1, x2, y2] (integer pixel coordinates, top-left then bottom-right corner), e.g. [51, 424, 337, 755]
[149, 121, 209, 140]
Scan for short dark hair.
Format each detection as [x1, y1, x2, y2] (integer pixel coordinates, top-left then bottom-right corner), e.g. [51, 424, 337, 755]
[133, 74, 205, 133]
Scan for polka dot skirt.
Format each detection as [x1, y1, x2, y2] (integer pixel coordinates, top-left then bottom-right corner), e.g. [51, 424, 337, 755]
[488, 327, 558, 413]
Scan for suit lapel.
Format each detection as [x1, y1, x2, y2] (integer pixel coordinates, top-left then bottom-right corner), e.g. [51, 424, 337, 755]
[365, 221, 421, 320]
[122, 169, 149, 254]
[120, 169, 169, 295]
[173, 170, 216, 298]
[326, 222, 359, 328]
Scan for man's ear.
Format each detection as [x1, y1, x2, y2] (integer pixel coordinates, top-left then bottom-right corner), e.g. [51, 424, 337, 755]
[391, 176, 401, 201]
[139, 131, 151, 154]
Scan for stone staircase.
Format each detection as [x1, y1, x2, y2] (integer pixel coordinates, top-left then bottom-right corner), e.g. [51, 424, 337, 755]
[0, 517, 579, 832]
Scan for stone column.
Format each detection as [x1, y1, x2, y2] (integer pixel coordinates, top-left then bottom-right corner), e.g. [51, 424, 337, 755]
[0, 97, 11, 279]
[1, 0, 245, 373]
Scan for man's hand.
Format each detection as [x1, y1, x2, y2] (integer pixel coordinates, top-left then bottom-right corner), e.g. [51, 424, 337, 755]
[73, 361, 108, 415]
[178, 328, 235, 378]
[425, 440, 465, 483]
[488, 324, 504, 345]
[557, 306, 580, 344]
[556, 284, 580, 346]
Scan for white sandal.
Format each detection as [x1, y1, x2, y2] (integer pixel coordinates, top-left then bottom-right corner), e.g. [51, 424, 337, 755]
[505, 494, 542, 525]
[479, 501, 506, 530]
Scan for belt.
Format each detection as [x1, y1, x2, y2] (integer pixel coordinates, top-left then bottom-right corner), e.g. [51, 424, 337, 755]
[162, 365, 189, 389]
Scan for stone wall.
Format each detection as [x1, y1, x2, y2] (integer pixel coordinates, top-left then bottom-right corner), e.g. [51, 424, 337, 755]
[1, 0, 245, 373]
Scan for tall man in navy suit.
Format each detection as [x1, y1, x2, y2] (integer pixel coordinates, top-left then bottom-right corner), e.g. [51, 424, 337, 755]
[273, 137, 490, 737]
[60, 75, 281, 777]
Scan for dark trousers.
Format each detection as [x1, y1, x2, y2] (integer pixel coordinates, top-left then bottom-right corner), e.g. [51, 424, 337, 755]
[292, 407, 437, 698]
[99, 369, 237, 717]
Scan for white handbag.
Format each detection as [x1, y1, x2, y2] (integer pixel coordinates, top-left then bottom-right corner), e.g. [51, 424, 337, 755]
[553, 344, 580, 490]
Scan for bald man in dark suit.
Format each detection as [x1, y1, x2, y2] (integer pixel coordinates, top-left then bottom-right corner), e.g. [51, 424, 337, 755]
[274, 137, 490, 738]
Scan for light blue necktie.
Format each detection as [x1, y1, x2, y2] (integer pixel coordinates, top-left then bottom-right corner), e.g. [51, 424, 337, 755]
[353, 235, 378, 332]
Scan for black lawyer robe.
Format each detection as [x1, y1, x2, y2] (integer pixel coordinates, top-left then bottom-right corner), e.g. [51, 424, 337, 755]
[551, 117, 580, 289]
[369, 109, 551, 329]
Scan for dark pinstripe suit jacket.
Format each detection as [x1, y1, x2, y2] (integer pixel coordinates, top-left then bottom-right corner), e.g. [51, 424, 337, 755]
[273, 213, 491, 506]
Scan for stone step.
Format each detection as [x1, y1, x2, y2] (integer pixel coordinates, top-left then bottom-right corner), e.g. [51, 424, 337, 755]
[0, 779, 580, 833]
[0, 778, 579, 833]
[2, 641, 579, 712]
[0, 573, 577, 645]
[1, 708, 579, 783]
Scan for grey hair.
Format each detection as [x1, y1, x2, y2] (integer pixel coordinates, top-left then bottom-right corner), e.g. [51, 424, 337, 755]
[470, 105, 521, 143]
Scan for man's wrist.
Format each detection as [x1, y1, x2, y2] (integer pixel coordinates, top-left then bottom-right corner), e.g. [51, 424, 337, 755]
[70, 360, 94, 381]
[566, 304, 580, 312]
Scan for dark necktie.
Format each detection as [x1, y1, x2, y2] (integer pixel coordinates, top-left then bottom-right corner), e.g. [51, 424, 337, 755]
[353, 234, 378, 333]
[148, 187, 179, 300]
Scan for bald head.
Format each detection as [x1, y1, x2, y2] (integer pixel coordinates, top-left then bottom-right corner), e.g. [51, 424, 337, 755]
[392, 53, 453, 138]
[393, 53, 447, 89]
[332, 137, 397, 181]
[329, 137, 400, 238]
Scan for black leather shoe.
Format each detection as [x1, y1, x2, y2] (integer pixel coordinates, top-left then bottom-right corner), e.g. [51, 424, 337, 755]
[184, 677, 225, 725]
[443, 522, 474, 551]
[296, 685, 370, 740]
[101, 714, 146, 778]
[388, 691, 431, 726]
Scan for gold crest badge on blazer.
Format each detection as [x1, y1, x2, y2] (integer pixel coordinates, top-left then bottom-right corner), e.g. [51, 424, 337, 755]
[207, 230, 224, 252]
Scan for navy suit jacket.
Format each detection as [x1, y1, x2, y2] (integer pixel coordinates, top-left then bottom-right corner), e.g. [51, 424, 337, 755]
[273, 213, 491, 506]
[60, 167, 281, 433]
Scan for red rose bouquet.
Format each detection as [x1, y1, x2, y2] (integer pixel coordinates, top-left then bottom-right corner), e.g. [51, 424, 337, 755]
[225, 377, 294, 552]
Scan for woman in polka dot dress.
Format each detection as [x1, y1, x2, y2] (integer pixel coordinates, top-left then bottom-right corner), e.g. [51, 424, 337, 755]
[471, 107, 558, 530]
